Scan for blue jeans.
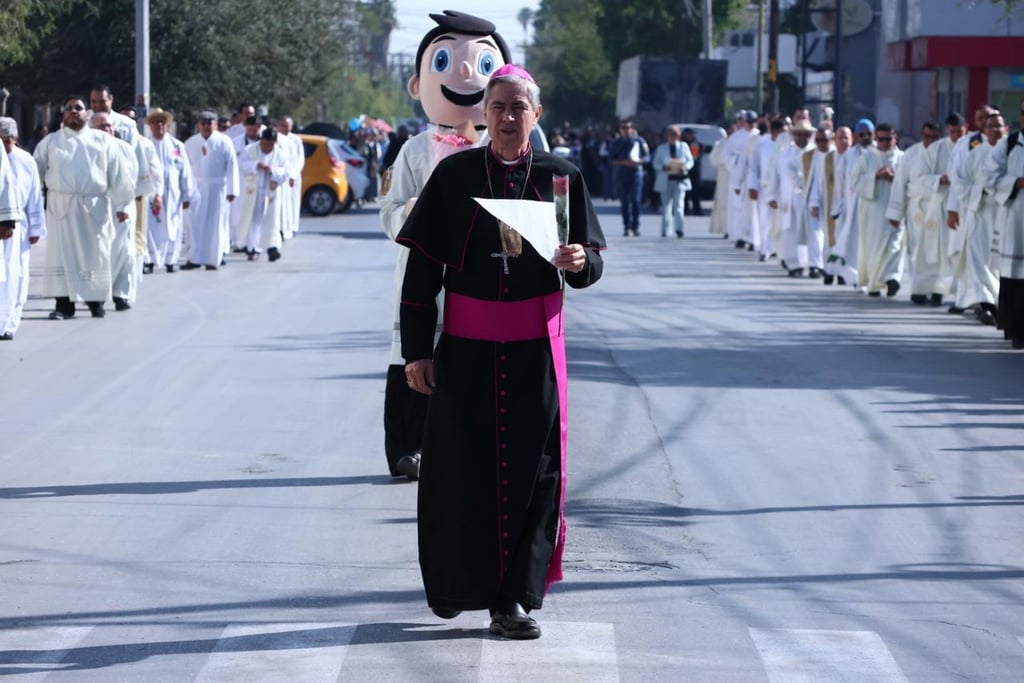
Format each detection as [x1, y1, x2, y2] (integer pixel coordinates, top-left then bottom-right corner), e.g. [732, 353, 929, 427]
[616, 169, 643, 233]
[660, 181, 686, 236]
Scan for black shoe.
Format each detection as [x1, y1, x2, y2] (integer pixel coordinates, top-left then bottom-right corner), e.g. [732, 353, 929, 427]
[823, 274, 834, 285]
[0, 332, 13, 340]
[395, 453, 420, 480]
[676, 231, 683, 238]
[787, 267, 803, 278]
[267, 247, 282, 262]
[1013, 338, 1024, 350]
[948, 305, 965, 314]
[807, 267, 822, 279]
[204, 265, 218, 271]
[837, 276, 847, 285]
[181, 261, 200, 270]
[747, 243, 754, 252]
[886, 279, 900, 297]
[231, 246, 247, 253]
[976, 307, 997, 326]
[734, 239, 747, 249]
[758, 254, 767, 262]
[630, 228, 639, 236]
[910, 294, 927, 305]
[166, 265, 177, 273]
[113, 297, 131, 311]
[431, 606, 462, 620]
[622, 229, 630, 237]
[247, 249, 259, 261]
[489, 604, 541, 640]
[142, 263, 154, 274]
[87, 302, 106, 318]
[930, 293, 944, 307]
[220, 257, 227, 266]
[49, 310, 71, 320]
[868, 291, 881, 297]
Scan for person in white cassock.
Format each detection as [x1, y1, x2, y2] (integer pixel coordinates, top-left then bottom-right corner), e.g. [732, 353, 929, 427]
[0, 118, 45, 340]
[134, 134, 162, 275]
[184, 111, 239, 270]
[747, 117, 788, 261]
[767, 119, 814, 277]
[144, 108, 195, 273]
[276, 117, 305, 240]
[231, 116, 265, 250]
[983, 100, 1024, 348]
[830, 120, 875, 286]
[943, 112, 978, 313]
[708, 130, 732, 236]
[886, 121, 954, 306]
[953, 113, 1007, 325]
[804, 126, 836, 279]
[0, 130, 26, 338]
[821, 125, 851, 284]
[91, 112, 141, 312]
[851, 123, 904, 297]
[237, 128, 289, 262]
[35, 95, 136, 319]
[725, 110, 759, 249]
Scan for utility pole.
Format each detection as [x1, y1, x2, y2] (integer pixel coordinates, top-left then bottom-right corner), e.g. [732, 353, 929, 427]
[834, 0, 844, 125]
[135, 0, 150, 129]
[703, 0, 713, 60]
[767, 0, 780, 113]
[756, 0, 766, 114]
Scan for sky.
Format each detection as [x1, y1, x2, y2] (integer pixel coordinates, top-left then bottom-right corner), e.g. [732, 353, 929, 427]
[389, 1, 541, 65]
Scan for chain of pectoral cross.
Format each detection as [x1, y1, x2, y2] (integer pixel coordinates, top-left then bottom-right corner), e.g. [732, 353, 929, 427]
[486, 150, 533, 275]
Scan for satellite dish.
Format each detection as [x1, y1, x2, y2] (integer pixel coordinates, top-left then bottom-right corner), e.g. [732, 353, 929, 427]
[810, 0, 874, 37]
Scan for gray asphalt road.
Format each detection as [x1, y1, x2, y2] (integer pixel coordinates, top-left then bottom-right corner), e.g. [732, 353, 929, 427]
[1, 202, 1022, 682]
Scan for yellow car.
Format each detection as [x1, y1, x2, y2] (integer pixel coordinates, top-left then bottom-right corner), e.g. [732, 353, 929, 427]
[298, 134, 352, 216]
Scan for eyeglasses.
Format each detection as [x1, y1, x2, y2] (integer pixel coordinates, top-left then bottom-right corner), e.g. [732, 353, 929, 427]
[814, 137, 829, 143]
[63, 104, 86, 112]
[876, 136, 893, 142]
[619, 124, 632, 130]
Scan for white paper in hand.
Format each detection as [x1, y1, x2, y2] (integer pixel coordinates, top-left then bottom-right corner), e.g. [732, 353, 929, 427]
[473, 198, 561, 264]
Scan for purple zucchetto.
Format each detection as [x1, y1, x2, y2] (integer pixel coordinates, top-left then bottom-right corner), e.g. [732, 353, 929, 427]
[490, 64, 535, 84]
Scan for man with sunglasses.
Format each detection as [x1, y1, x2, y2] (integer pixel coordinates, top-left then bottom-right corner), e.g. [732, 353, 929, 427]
[886, 121, 954, 306]
[983, 99, 1024, 348]
[34, 96, 136, 320]
[609, 118, 649, 236]
[851, 123, 904, 297]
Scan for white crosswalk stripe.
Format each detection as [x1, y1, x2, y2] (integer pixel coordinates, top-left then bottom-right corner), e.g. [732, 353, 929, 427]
[192, 622, 355, 683]
[0, 626, 94, 679]
[750, 628, 909, 683]
[478, 621, 619, 682]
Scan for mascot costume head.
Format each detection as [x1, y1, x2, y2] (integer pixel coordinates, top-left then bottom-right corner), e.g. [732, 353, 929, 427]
[408, 10, 512, 141]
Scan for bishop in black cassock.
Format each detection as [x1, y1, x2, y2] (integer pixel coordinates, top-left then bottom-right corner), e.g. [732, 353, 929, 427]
[397, 129, 605, 637]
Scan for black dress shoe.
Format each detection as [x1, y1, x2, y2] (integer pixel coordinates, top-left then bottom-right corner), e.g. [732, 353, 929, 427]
[910, 294, 927, 305]
[837, 276, 846, 285]
[868, 291, 881, 297]
[113, 297, 131, 311]
[0, 332, 13, 340]
[976, 307, 997, 326]
[181, 261, 200, 270]
[886, 279, 901, 297]
[823, 274, 834, 285]
[166, 264, 177, 273]
[87, 302, 106, 318]
[395, 453, 420, 480]
[247, 249, 259, 261]
[807, 267, 822, 279]
[948, 305, 965, 314]
[747, 243, 754, 252]
[267, 247, 281, 262]
[930, 293, 943, 306]
[204, 265, 218, 271]
[787, 267, 803, 277]
[676, 231, 683, 238]
[142, 263, 154, 274]
[758, 254, 767, 262]
[489, 604, 541, 640]
[734, 239, 747, 249]
[431, 606, 462, 619]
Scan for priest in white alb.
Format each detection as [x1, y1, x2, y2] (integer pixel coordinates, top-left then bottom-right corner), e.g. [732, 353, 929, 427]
[144, 108, 195, 273]
[0, 118, 45, 340]
[276, 117, 304, 240]
[851, 123, 904, 297]
[184, 110, 239, 270]
[237, 128, 290, 262]
[885, 121, 954, 305]
[34, 95, 136, 319]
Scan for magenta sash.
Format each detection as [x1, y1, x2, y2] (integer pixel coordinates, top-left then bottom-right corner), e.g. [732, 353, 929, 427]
[443, 291, 568, 593]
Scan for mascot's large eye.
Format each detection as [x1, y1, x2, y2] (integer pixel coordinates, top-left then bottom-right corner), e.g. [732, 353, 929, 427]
[431, 47, 452, 73]
[478, 51, 498, 77]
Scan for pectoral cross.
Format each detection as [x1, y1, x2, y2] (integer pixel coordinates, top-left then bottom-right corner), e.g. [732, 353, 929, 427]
[491, 251, 511, 274]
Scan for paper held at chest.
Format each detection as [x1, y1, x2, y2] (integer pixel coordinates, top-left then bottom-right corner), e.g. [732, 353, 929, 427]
[473, 197, 561, 265]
